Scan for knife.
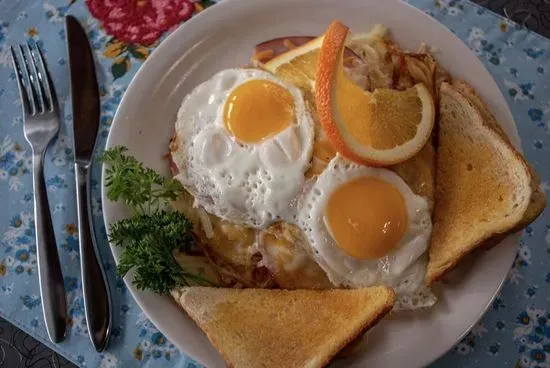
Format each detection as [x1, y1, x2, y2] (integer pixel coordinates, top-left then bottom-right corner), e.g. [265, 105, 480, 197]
[65, 15, 112, 352]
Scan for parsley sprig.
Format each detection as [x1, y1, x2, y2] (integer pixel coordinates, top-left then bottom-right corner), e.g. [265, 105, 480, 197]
[102, 146, 213, 294]
[102, 146, 182, 214]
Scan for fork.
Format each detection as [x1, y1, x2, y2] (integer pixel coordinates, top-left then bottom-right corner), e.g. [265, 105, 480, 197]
[11, 43, 67, 343]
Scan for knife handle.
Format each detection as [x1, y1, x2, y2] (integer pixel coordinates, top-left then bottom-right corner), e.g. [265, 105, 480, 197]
[32, 153, 67, 343]
[75, 162, 112, 352]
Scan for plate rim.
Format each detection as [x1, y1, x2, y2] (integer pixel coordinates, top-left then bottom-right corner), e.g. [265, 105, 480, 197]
[101, 0, 520, 366]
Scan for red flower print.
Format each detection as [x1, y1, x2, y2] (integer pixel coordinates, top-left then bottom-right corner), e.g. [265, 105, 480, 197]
[86, 0, 194, 45]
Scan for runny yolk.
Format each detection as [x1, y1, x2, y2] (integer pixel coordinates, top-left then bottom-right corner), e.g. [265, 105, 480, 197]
[324, 177, 408, 260]
[224, 79, 295, 143]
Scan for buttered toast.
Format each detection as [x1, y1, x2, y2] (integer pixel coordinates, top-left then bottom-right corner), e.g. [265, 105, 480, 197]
[450, 80, 546, 231]
[172, 286, 395, 368]
[426, 82, 540, 285]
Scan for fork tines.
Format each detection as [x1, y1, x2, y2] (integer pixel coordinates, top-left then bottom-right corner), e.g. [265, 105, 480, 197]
[10, 42, 56, 117]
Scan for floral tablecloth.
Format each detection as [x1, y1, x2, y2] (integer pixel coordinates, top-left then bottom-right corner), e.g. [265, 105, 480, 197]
[0, 0, 548, 367]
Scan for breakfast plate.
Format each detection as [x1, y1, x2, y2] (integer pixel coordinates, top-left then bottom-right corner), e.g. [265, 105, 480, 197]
[102, 0, 522, 367]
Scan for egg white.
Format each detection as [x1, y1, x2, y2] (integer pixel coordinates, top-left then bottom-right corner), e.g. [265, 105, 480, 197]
[172, 68, 314, 228]
[296, 156, 436, 310]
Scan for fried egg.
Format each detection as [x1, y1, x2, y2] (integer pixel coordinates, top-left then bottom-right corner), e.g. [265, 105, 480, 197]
[297, 156, 436, 309]
[172, 68, 314, 228]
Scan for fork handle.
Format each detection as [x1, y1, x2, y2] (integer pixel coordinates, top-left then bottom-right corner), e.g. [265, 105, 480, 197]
[32, 153, 67, 343]
[75, 162, 111, 352]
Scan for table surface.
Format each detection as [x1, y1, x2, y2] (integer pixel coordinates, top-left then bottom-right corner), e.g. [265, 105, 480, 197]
[0, 0, 549, 367]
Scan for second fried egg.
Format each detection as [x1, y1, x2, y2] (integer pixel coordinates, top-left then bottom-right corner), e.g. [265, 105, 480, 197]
[297, 156, 435, 309]
[172, 68, 314, 228]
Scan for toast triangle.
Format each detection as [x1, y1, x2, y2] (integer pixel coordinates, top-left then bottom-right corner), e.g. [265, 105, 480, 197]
[451, 80, 546, 230]
[426, 82, 533, 284]
[172, 286, 395, 368]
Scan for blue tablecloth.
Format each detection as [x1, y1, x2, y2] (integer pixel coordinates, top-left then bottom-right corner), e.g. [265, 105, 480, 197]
[0, 0, 548, 367]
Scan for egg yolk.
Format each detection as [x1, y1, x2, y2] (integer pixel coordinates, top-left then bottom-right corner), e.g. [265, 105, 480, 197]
[325, 177, 408, 260]
[224, 79, 295, 143]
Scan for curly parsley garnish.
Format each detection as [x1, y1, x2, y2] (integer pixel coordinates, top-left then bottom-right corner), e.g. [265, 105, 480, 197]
[102, 146, 213, 294]
[102, 146, 182, 214]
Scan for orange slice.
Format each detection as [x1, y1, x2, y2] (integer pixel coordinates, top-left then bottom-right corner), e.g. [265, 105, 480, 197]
[316, 21, 435, 166]
[263, 35, 325, 106]
[263, 35, 363, 106]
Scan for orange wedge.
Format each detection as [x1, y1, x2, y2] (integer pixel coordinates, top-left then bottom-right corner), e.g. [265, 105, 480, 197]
[263, 35, 325, 106]
[263, 35, 363, 106]
[316, 21, 435, 166]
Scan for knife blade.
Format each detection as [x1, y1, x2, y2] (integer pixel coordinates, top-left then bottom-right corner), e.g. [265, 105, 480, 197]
[66, 14, 112, 352]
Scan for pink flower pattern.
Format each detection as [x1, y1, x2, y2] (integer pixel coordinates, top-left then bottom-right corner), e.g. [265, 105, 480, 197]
[86, 0, 194, 45]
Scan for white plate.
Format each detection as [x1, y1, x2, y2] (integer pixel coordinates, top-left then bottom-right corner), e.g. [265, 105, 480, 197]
[102, 0, 520, 367]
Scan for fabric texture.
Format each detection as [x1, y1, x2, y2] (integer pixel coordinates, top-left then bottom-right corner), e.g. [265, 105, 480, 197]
[0, 0, 548, 367]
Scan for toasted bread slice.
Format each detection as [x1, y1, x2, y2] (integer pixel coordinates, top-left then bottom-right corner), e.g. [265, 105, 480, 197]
[426, 83, 533, 285]
[172, 286, 395, 368]
[451, 80, 546, 230]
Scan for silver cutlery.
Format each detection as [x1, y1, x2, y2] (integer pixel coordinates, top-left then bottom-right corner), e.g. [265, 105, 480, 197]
[65, 15, 112, 352]
[10, 43, 67, 343]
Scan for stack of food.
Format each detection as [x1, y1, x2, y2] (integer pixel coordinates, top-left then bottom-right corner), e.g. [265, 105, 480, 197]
[104, 20, 546, 368]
